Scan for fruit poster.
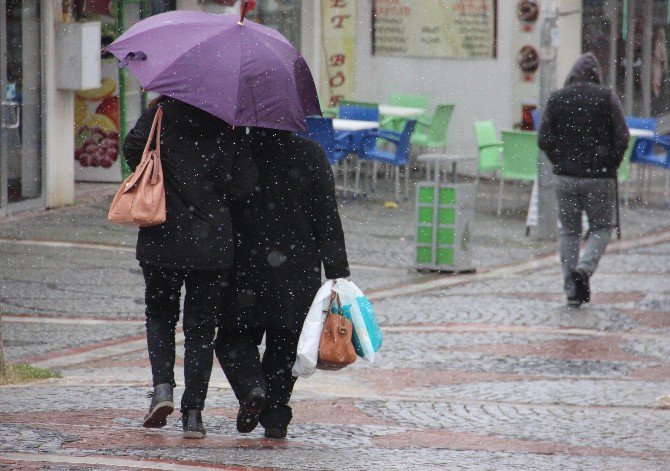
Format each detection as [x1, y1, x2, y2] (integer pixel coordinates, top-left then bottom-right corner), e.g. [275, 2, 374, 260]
[74, 60, 122, 182]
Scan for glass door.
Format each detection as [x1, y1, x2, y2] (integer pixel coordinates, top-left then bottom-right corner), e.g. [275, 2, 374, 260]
[0, 0, 42, 210]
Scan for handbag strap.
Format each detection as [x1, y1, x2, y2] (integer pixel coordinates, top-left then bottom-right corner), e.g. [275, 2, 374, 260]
[329, 291, 343, 316]
[142, 106, 163, 157]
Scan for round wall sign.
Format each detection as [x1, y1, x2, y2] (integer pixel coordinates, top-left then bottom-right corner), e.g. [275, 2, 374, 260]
[518, 45, 540, 73]
[517, 0, 540, 22]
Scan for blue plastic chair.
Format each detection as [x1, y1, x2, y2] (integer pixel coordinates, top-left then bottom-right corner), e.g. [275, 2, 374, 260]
[339, 102, 380, 122]
[357, 120, 417, 201]
[624, 116, 670, 167]
[304, 116, 352, 164]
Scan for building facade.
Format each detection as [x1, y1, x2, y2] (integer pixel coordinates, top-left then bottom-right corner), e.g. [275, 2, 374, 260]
[0, 1, 665, 213]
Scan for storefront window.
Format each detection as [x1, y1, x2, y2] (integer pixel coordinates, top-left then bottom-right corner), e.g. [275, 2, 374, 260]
[1, 0, 42, 205]
[583, 0, 670, 118]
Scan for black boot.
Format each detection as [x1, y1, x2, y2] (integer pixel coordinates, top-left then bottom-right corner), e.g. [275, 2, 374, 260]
[571, 268, 591, 304]
[264, 424, 287, 439]
[237, 387, 266, 433]
[143, 383, 174, 428]
[182, 410, 206, 439]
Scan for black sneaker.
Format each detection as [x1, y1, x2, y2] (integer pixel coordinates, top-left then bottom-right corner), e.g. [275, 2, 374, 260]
[237, 387, 266, 433]
[571, 268, 590, 304]
[182, 410, 206, 439]
[142, 383, 174, 428]
[264, 425, 287, 439]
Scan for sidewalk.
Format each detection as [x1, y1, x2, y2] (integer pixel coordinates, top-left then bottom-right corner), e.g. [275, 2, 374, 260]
[2, 182, 670, 470]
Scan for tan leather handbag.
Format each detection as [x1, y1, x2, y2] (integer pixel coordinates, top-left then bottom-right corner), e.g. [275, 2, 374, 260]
[317, 292, 357, 370]
[108, 107, 166, 227]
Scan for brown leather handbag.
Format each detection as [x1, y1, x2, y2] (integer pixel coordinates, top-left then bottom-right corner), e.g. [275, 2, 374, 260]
[108, 107, 166, 227]
[317, 292, 357, 370]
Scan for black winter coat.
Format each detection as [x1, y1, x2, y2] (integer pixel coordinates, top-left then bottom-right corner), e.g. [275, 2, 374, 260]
[223, 129, 350, 332]
[123, 98, 257, 270]
[538, 52, 630, 179]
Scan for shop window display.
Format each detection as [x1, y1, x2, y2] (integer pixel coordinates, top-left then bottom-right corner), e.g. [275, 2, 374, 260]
[583, 0, 670, 119]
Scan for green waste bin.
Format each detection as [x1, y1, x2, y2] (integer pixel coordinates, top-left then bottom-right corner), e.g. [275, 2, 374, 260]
[415, 154, 476, 272]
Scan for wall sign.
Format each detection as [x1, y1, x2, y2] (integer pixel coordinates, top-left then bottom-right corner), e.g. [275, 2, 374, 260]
[517, 45, 539, 82]
[372, 0, 497, 59]
[517, 0, 539, 32]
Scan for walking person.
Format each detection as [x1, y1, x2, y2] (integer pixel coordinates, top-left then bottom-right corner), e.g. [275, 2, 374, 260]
[538, 52, 630, 306]
[123, 96, 257, 438]
[215, 127, 350, 439]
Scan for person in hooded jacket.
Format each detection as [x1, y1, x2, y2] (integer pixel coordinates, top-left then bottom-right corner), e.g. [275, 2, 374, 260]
[538, 52, 630, 306]
[123, 96, 257, 438]
[214, 127, 350, 439]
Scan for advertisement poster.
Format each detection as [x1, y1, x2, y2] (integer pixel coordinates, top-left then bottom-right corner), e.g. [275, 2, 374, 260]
[372, 0, 496, 59]
[74, 6, 122, 182]
[74, 59, 122, 182]
[320, 0, 356, 107]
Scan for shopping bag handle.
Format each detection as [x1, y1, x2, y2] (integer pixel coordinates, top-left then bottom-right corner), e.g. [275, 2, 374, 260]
[329, 291, 343, 317]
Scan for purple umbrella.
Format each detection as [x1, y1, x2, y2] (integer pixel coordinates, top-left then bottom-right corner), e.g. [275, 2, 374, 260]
[105, 9, 321, 132]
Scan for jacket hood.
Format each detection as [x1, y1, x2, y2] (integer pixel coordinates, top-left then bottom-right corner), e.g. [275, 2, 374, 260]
[564, 52, 603, 86]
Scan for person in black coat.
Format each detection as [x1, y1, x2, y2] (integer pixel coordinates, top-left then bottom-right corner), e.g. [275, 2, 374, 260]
[123, 97, 257, 438]
[538, 52, 630, 306]
[215, 128, 350, 439]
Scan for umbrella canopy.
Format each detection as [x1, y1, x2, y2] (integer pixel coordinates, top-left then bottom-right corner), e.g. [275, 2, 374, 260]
[105, 10, 321, 132]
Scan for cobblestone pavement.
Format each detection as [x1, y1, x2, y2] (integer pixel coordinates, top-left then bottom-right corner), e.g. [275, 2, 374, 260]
[1, 184, 670, 470]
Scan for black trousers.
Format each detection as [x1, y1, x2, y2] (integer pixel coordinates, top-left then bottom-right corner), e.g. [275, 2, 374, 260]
[141, 262, 228, 412]
[215, 325, 302, 428]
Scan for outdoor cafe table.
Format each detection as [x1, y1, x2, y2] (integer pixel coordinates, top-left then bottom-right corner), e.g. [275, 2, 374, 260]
[629, 128, 655, 138]
[332, 118, 379, 131]
[379, 105, 425, 118]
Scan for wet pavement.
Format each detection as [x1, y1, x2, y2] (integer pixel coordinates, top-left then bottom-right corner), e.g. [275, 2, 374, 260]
[1, 183, 670, 470]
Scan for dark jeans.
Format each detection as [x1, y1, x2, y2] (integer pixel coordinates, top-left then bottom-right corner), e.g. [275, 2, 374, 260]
[141, 262, 228, 412]
[215, 325, 301, 428]
[555, 176, 615, 297]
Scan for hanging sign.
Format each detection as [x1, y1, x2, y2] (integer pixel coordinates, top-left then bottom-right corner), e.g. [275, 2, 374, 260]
[372, 0, 497, 59]
[320, 0, 356, 107]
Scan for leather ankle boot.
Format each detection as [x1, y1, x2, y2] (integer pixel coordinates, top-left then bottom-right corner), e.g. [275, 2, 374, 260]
[182, 410, 206, 439]
[143, 383, 174, 428]
[237, 387, 266, 433]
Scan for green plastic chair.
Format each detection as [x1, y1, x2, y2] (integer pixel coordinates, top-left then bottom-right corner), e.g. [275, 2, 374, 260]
[389, 93, 429, 110]
[410, 104, 454, 150]
[618, 136, 634, 183]
[474, 120, 503, 175]
[498, 130, 539, 216]
[338, 100, 379, 112]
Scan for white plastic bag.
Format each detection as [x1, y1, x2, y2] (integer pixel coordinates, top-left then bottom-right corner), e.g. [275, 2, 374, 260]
[292, 279, 335, 378]
[332, 279, 382, 364]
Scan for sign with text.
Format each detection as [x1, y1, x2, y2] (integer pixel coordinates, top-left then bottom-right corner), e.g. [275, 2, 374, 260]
[372, 0, 497, 59]
[321, 0, 356, 107]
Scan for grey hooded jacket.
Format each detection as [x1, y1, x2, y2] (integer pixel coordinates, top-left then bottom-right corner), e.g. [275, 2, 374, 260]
[538, 52, 630, 178]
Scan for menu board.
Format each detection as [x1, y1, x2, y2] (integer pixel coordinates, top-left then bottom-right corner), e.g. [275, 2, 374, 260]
[373, 0, 497, 59]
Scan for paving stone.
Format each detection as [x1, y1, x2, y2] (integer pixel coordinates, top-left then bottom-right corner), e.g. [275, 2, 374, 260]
[0, 425, 79, 453]
[4, 322, 144, 362]
[3, 184, 670, 470]
[399, 379, 670, 408]
[374, 293, 639, 331]
[0, 385, 239, 413]
[357, 400, 670, 453]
